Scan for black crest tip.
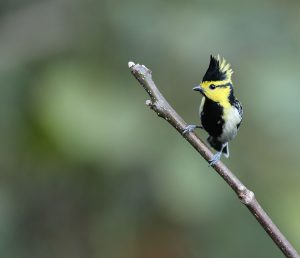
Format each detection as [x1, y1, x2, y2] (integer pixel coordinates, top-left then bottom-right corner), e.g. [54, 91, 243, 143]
[202, 55, 233, 82]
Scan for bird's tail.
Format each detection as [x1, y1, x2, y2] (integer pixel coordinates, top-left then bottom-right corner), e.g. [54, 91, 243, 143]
[207, 137, 229, 158]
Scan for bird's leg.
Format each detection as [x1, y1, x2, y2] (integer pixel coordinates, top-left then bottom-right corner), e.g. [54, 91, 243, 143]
[183, 125, 203, 135]
[209, 143, 227, 166]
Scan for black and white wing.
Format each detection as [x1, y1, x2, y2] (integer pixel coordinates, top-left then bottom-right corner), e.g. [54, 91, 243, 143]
[233, 99, 243, 128]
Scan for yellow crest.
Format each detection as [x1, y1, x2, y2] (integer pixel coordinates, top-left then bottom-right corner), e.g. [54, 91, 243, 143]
[217, 55, 233, 80]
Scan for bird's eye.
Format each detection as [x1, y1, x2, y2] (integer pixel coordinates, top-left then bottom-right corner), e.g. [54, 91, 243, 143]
[209, 84, 216, 90]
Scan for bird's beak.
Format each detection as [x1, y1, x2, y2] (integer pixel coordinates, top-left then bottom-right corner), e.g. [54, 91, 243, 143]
[193, 85, 203, 94]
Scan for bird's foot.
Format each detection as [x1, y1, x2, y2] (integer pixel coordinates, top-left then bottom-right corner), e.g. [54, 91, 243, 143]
[183, 125, 202, 135]
[209, 151, 222, 166]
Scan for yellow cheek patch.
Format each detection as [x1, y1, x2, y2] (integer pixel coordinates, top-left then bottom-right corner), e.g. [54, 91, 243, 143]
[200, 81, 231, 107]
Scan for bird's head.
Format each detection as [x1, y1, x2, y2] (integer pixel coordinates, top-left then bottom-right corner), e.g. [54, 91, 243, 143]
[194, 55, 234, 106]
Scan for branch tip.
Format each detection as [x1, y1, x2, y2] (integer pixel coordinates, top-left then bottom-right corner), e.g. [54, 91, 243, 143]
[128, 61, 135, 68]
[145, 100, 153, 106]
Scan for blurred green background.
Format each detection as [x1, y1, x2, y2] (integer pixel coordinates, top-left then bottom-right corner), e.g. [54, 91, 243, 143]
[0, 0, 300, 257]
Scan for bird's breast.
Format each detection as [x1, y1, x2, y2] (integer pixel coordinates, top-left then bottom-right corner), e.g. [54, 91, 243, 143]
[199, 97, 224, 137]
[199, 98, 242, 143]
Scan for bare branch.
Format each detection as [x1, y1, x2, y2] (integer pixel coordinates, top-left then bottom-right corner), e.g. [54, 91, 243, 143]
[128, 61, 299, 258]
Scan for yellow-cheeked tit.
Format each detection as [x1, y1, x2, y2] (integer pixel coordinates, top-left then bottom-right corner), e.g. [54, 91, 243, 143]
[184, 55, 243, 166]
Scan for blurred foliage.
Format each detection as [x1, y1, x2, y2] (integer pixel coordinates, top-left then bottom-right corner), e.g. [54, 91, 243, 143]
[0, 0, 300, 257]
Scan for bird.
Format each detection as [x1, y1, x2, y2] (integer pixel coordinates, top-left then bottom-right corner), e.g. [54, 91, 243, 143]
[183, 55, 243, 166]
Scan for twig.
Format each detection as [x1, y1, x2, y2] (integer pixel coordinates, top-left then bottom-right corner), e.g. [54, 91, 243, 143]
[128, 61, 299, 258]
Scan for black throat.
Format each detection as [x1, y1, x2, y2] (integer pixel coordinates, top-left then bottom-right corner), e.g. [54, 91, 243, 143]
[201, 98, 223, 137]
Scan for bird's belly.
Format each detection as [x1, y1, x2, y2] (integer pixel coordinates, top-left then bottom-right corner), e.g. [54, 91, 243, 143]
[201, 113, 223, 137]
[200, 100, 241, 143]
[219, 121, 238, 142]
[218, 107, 241, 142]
